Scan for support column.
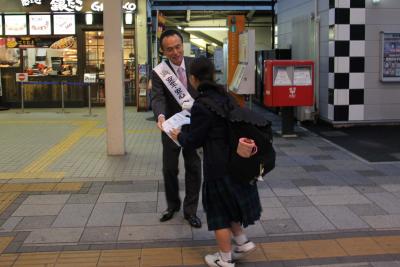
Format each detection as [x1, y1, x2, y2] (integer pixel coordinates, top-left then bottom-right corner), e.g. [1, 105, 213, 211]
[104, 0, 126, 155]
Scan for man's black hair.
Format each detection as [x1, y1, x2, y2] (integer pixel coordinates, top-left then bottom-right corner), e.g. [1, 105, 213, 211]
[159, 29, 183, 50]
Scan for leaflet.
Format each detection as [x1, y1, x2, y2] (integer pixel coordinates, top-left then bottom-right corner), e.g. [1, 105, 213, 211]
[162, 110, 191, 146]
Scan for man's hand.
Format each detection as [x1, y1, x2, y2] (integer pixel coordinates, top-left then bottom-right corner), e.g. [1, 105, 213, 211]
[169, 128, 181, 141]
[157, 115, 165, 131]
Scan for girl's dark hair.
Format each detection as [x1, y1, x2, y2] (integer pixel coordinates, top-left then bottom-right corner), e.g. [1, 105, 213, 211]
[189, 57, 215, 82]
[189, 57, 226, 94]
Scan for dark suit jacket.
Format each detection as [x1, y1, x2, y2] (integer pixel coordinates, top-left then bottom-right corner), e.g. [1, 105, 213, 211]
[151, 57, 198, 120]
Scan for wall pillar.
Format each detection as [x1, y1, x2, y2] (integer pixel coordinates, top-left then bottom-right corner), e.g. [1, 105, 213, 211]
[103, 0, 126, 155]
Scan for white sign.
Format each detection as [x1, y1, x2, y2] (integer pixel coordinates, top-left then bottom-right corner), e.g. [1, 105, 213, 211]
[53, 14, 76, 35]
[91, 1, 137, 12]
[50, 0, 83, 12]
[5, 15, 27, 36]
[84, 73, 97, 83]
[29, 15, 51, 35]
[0, 15, 2, 35]
[21, 0, 42, 7]
[16, 73, 28, 82]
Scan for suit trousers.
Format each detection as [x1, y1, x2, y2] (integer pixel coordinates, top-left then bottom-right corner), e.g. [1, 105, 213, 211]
[161, 133, 202, 216]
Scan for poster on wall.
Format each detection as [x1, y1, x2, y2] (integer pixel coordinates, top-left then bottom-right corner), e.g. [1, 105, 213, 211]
[381, 32, 400, 82]
[53, 14, 75, 35]
[5, 15, 27, 36]
[29, 14, 51, 35]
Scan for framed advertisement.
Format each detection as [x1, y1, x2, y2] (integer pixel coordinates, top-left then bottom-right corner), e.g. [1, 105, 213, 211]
[53, 14, 75, 35]
[4, 15, 27, 36]
[380, 32, 400, 82]
[29, 14, 51, 35]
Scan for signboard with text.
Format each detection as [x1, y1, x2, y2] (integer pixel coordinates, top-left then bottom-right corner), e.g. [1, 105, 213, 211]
[16, 73, 28, 82]
[84, 73, 97, 83]
[381, 32, 400, 82]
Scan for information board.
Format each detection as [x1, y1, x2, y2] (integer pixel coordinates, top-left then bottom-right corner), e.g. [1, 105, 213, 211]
[53, 14, 75, 35]
[381, 32, 400, 82]
[29, 15, 51, 35]
[5, 15, 27, 36]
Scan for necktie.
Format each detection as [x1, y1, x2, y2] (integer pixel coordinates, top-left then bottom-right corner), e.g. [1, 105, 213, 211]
[177, 67, 187, 88]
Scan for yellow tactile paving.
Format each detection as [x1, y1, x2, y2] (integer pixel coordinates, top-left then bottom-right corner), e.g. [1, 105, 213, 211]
[299, 239, 348, 258]
[26, 183, 57, 192]
[182, 246, 216, 265]
[53, 183, 83, 192]
[0, 183, 83, 193]
[0, 185, 29, 193]
[0, 120, 98, 180]
[337, 237, 387, 256]
[0, 235, 400, 266]
[98, 249, 140, 267]
[0, 193, 20, 214]
[262, 241, 307, 260]
[0, 254, 18, 267]
[57, 251, 101, 265]
[373, 236, 400, 254]
[0, 238, 14, 255]
[13, 252, 59, 266]
[140, 247, 182, 267]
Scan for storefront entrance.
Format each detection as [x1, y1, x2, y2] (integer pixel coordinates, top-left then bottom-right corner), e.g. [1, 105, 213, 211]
[84, 29, 136, 106]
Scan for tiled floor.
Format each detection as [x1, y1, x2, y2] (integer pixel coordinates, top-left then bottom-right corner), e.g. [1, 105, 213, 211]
[0, 107, 400, 266]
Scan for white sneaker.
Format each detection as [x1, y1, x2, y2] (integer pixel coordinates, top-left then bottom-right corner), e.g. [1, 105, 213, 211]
[204, 252, 235, 267]
[232, 240, 256, 261]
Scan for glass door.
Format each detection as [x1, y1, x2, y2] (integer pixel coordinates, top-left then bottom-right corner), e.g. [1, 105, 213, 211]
[85, 31, 105, 105]
[84, 30, 135, 106]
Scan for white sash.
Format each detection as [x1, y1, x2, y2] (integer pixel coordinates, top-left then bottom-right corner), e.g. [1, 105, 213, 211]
[154, 61, 194, 110]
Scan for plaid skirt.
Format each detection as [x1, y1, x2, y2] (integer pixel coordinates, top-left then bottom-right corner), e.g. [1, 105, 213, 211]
[202, 175, 262, 231]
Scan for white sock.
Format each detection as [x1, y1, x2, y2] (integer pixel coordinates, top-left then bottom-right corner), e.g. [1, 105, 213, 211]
[219, 251, 232, 262]
[233, 233, 248, 245]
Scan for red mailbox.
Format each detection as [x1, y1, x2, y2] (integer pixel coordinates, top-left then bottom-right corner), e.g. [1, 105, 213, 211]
[264, 60, 314, 107]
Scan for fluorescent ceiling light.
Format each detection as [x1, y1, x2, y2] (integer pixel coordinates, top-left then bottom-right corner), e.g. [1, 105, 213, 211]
[184, 27, 228, 31]
[177, 25, 182, 30]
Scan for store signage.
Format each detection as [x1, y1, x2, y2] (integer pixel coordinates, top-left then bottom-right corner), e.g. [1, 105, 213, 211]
[5, 15, 27, 36]
[16, 73, 29, 82]
[53, 14, 76, 35]
[84, 73, 97, 83]
[21, 0, 42, 7]
[29, 15, 51, 35]
[50, 0, 83, 12]
[91, 1, 136, 12]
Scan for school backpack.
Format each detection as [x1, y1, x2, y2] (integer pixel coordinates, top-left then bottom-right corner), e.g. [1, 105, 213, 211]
[198, 95, 276, 184]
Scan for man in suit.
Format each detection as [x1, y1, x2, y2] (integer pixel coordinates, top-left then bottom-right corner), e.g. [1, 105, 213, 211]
[151, 29, 202, 228]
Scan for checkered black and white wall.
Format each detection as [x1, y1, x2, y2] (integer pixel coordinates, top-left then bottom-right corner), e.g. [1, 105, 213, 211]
[328, 0, 366, 122]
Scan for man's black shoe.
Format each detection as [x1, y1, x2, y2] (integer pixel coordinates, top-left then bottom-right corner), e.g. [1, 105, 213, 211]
[159, 209, 178, 222]
[184, 214, 202, 228]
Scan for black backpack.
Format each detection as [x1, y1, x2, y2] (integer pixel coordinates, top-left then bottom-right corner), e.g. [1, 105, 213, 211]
[198, 95, 276, 183]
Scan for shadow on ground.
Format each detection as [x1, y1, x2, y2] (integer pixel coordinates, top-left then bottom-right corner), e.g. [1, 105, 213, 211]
[302, 121, 400, 162]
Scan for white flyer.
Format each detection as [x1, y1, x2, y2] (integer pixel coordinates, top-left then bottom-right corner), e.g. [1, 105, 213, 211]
[162, 110, 191, 146]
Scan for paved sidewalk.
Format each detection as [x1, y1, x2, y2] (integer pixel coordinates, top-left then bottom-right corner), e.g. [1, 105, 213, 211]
[0, 107, 399, 266]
